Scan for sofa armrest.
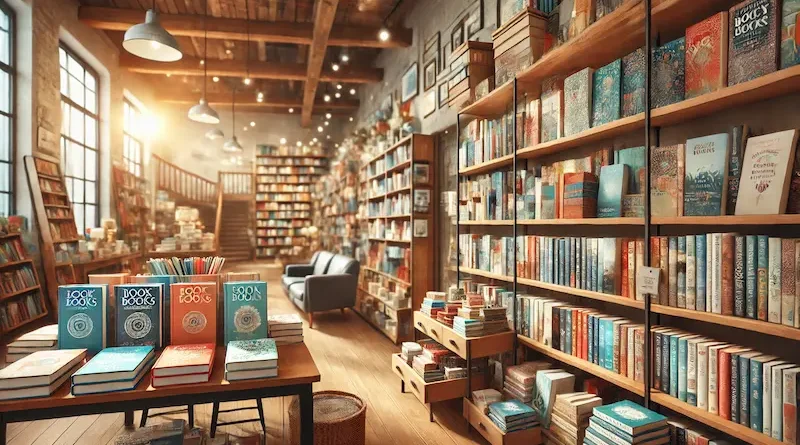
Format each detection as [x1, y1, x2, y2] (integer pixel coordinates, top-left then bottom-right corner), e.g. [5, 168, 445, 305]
[285, 264, 314, 277]
[304, 274, 357, 312]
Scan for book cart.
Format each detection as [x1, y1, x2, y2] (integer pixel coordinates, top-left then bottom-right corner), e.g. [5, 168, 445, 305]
[356, 134, 435, 344]
[451, 1, 800, 444]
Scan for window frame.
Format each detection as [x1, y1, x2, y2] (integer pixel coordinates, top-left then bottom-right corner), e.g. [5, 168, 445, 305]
[123, 98, 144, 177]
[59, 43, 100, 231]
[0, 0, 14, 218]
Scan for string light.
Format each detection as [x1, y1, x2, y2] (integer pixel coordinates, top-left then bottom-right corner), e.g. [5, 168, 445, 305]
[289, 108, 294, 113]
[280, 137, 287, 145]
[332, 63, 340, 71]
[341, 54, 349, 62]
[378, 28, 390, 42]
[349, 117, 354, 122]
[317, 126, 324, 133]
[199, 59, 205, 65]
[296, 141, 302, 147]
[324, 95, 331, 102]
[336, 84, 342, 90]
[325, 113, 332, 119]
[250, 121, 256, 127]
[335, 92, 341, 98]
[350, 88, 356, 95]
[212, 76, 219, 82]
[324, 121, 329, 126]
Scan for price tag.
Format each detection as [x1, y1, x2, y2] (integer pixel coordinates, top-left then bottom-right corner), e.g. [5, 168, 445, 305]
[636, 266, 661, 296]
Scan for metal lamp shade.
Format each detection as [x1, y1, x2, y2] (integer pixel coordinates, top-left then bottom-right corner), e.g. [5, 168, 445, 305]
[205, 128, 225, 140]
[188, 98, 220, 124]
[223, 136, 243, 153]
[123, 10, 183, 62]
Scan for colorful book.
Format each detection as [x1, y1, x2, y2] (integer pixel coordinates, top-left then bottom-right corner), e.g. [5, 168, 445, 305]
[592, 59, 622, 128]
[152, 344, 215, 387]
[782, 239, 797, 326]
[564, 68, 593, 137]
[781, 0, 800, 69]
[170, 282, 218, 345]
[727, 125, 750, 215]
[622, 47, 646, 117]
[532, 370, 575, 427]
[541, 88, 563, 143]
[597, 164, 629, 218]
[758, 235, 770, 320]
[592, 400, 668, 436]
[736, 130, 799, 215]
[750, 355, 778, 431]
[734, 235, 746, 316]
[225, 338, 278, 373]
[129, 275, 178, 343]
[58, 284, 107, 354]
[769, 237, 783, 323]
[745, 235, 758, 318]
[728, 0, 779, 86]
[652, 37, 686, 108]
[615, 146, 646, 194]
[783, 367, 800, 443]
[223, 281, 268, 343]
[684, 133, 730, 216]
[71, 346, 155, 395]
[114, 284, 163, 348]
[650, 144, 685, 217]
[685, 12, 729, 98]
[722, 233, 735, 315]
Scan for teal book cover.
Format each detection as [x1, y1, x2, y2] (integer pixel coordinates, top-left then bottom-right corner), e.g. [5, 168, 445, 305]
[564, 308, 572, 353]
[489, 399, 535, 421]
[225, 339, 278, 368]
[696, 235, 707, 312]
[541, 185, 556, 219]
[614, 146, 646, 194]
[58, 284, 107, 354]
[224, 281, 268, 343]
[745, 235, 758, 319]
[598, 318, 606, 368]
[622, 47, 646, 117]
[669, 335, 679, 397]
[564, 68, 593, 137]
[750, 357, 768, 431]
[589, 417, 670, 444]
[652, 37, 686, 108]
[781, 0, 800, 69]
[115, 284, 163, 348]
[592, 400, 668, 435]
[592, 316, 600, 365]
[604, 319, 614, 371]
[592, 59, 622, 128]
[588, 314, 595, 363]
[684, 133, 730, 216]
[72, 346, 154, 382]
[678, 336, 689, 402]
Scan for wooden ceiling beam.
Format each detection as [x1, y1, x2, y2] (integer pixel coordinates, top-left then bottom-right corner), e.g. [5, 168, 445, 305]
[78, 6, 412, 48]
[119, 53, 382, 83]
[160, 91, 358, 111]
[301, 0, 339, 127]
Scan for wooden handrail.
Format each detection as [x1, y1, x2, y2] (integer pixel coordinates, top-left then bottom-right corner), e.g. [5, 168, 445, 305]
[214, 183, 223, 252]
[219, 171, 255, 195]
[152, 154, 217, 204]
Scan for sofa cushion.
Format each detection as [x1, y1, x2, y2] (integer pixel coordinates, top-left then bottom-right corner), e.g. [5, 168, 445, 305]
[327, 254, 356, 275]
[313, 251, 334, 275]
[289, 284, 305, 301]
[282, 276, 304, 289]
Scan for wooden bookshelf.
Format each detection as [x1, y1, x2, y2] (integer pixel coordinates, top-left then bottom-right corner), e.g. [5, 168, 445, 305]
[315, 164, 359, 257]
[0, 233, 49, 337]
[112, 165, 153, 271]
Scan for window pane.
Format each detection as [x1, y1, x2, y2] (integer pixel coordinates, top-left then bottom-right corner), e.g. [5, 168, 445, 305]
[74, 204, 84, 234]
[0, 115, 9, 162]
[59, 47, 66, 68]
[0, 163, 8, 192]
[85, 89, 96, 114]
[70, 106, 84, 143]
[61, 102, 70, 135]
[67, 142, 84, 178]
[85, 181, 96, 205]
[134, 141, 141, 162]
[0, 192, 8, 218]
[85, 116, 96, 149]
[85, 148, 96, 181]
[85, 204, 96, 228]
[68, 74, 83, 108]
[64, 177, 73, 199]
[0, 12, 9, 32]
[72, 178, 84, 203]
[135, 164, 141, 177]
[85, 72, 96, 92]
[60, 67, 68, 96]
[0, 30, 9, 66]
[67, 55, 84, 80]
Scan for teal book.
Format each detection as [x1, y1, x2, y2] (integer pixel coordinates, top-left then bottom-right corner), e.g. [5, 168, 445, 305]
[592, 59, 622, 128]
[588, 417, 669, 444]
[781, 0, 800, 69]
[489, 399, 536, 422]
[669, 335, 679, 397]
[602, 238, 618, 295]
[598, 318, 606, 368]
[678, 336, 689, 402]
[223, 281, 268, 344]
[746, 235, 758, 319]
[598, 164, 629, 217]
[58, 284, 107, 354]
[590, 239, 598, 292]
[654, 332, 663, 390]
[225, 338, 278, 371]
[541, 185, 556, 219]
[622, 47, 646, 117]
[652, 37, 686, 108]
[661, 332, 670, 391]
[593, 316, 600, 365]
[591, 400, 668, 436]
[72, 346, 155, 385]
[696, 235, 707, 312]
[114, 284, 163, 348]
[601, 318, 617, 371]
[132, 275, 177, 343]
[684, 133, 730, 216]
[615, 146, 646, 194]
[750, 355, 775, 431]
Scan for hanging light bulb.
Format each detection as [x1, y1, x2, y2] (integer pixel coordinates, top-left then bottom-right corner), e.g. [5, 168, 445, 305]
[243, 77, 251, 86]
[250, 121, 256, 127]
[325, 113, 332, 119]
[349, 117, 354, 122]
[223, 89, 243, 153]
[350, 88, 356, 95]
[332, 63, 340, 72]
[187, 0, 219, 124]
[341, 54, 350, 62]
[289, 108, 295, 113]
[296, 141, 302, 147]
[324, 121, 330, 126]
[324, 95, 331, 102]
[317, 126, 324, 133]
[335, 92, 341, 98]
[212, 76, 219, 82]
[280, 137, 287, 145]
[123, 1, 183, 62]
[378, 27, 391, 42]
[336, 84, 342, 90]
[241, 0, 252, 87]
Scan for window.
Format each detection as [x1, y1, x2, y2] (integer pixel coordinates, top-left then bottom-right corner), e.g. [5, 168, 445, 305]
[123, 99, 143, 177]
[0, 2, 12, 217]
[59, 45, 99, 232]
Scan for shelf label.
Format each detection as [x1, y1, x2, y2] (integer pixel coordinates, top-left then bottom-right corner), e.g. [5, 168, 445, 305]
[636, 267, 661, 296]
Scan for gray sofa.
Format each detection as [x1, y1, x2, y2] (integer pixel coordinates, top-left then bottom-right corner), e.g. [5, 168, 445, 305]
[282, 251, 360, 328]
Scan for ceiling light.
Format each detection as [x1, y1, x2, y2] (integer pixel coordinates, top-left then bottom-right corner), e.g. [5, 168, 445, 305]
[223, 87, 243, 153]
[250, 121, 256, 127]
[335, 92, 341, 98]
[200, 59, 205, 65]
[341, 54, 350, 62]
[243, 77, 251, 85]
[289, 108, 295, 113]
[325, 113, 332, 119]
[324, 95, 331, 102]
[123, 9, 183, 62]
[256, 96, 263, 103]
[205, 128, 224, 140]
[378, 28, 391, 42]
[349, 117, 354, 122]
[212, 76, 219, 82]
[332, 63, 340, 71]
[296, 141, 302, 147]
[336, 84, 342, 90]
[313, 137, 318, 143]
[317, 126, 324, 133]
[223, 136, 243, 152]
[324, 121, 329, 126]
[327, 135, 331, 139]
[188, 98, 220, 124]
[226, 49, 232, 55]
[350, 88, 356, 95]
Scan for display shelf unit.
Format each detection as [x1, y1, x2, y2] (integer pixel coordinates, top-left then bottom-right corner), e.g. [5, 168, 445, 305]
[315, 163, 360, 257]
[111, 165, 153, 272]
[0, 233, 49, 337]
[254, 145, 326, 259]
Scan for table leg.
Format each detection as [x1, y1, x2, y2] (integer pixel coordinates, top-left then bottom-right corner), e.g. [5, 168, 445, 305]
[299, 384, 314, 445]
[0, 413, 6, 444]
[124, 411, 134, 428]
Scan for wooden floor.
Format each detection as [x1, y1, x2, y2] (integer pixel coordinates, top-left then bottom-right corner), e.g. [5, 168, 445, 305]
[5, 261, 486, 445]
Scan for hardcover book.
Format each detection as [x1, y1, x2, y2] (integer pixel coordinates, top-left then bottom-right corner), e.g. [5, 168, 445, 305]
[736, 130, 799, 215]
[0, 349, 86, 390]
[727, 125, 750, 215]
[651, 144, 685, 217]
[591, 400, 668, 436]
[71, 346, 154, 388]
[758, 235, 770, 320]
[541, 88, 563, 143]
[114, 284, 163, 348]
[58, 284, 107, 354]
[591, 59, 622, 128]
[152, 343, 215, 377]
[728, 0, 779, 86]
[597, 164, 629, 218]
[782, 239, 796, 326]
[685, 12, 729, 98]
[129, 275, 177, 343]
[170, 282, 218, 345]
[225, 338, 278, 371]
[532, 370, 575, 427]
[781, 0, 800, 69]
[684, 133, 730, 216]
[223, 281, 268, 343]
[722, 233, 735, 315]
[769, 237, 783, 323]
[746, 235, 758, 318]
[734, 235, 746, 317]
[615, 146, 646, 194]
[622, 47, 646, 117]
[652, 37, 686, 108]
[564, 68, 593, 137]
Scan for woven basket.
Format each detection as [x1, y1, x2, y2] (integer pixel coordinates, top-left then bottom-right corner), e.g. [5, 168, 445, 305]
[289, 391, 366, 445]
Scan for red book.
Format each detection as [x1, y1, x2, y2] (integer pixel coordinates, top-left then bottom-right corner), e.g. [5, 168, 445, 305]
[152, 344, 215, 387]
[685, 12, 729, 99]
[170, 282, 219, 346]
[620, 325, 628, 377]
[621, 241, 630, 298]
[571, 308, 578, 356]
[721, 233, 735, 315]
[718, 346, 748, 420]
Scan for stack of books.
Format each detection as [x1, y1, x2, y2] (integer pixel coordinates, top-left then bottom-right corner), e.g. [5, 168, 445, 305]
[71, 346, 155, 395]
[400, 342, 423, 364]
[0, 349, 86, 400]
[268, 314, 303, 345]
[453, 316, 484, 337]
[441, 355, 467, 380]
[5, 324, 57, 363]
[533, 369, 576, 427]
[547, 392, 602, 445]
[481, 307, 509, 334]
[412, 355, 444, 382]
[422, 342, 452, 365]
[436, 303, 460, 327]
[225, 339, 278, 381]
[472, 388, 503, 413]
[584, 401, 669, 445]
[421, 292, 446, 317]
[151, 344, 215, 387]
[488, 400, 540, 433]
[504, 361, 551, 403]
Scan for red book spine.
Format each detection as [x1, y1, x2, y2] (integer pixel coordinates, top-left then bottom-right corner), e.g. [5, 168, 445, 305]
[571, 308, 578, 356]
[622, 240, 630, 298]
[620, 325, 628, 377]
[718, 349, 732, 420]
[581, 311, 589, 359]
[721, 233, 735, 315]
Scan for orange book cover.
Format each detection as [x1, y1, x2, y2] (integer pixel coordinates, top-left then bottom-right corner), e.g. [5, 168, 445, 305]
[571, 308, 578, 356]
[170, 282, 218, 345]
[152, 343, 215, 376]
[685, 12, 729, 99]
[717, 346, 748, 420]
[721, 233, 735, 315]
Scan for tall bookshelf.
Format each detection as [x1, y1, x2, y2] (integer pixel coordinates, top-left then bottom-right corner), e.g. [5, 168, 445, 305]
[449, 0, 800, 443]
[254, 144, 327, 259]
[354, 134, 435, 344]
[0, 232, 49, 338]
[112, 165, 153, 255]
[316, 163, 359, 257]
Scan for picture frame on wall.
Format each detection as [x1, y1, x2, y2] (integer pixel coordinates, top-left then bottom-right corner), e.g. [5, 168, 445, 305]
[438, 81, 449, 108]
[414, 189, 431, 213]
[439, 36, 451, 77]
[421, 90, 436, 117]
[413, 219, 429, 238]
[401, 63, 419, 102]
[413, 162, 430, 184]
[451, 23, 465, 51]
[380, 92, 394, 112]
[423, 60, 437, 91]
[465, 0, 484, 38]
[423, 32, 441, 74]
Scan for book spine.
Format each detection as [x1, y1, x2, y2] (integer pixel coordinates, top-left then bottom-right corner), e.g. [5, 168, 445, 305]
[687, 340, 698, 406]
[696, 234, 707, 312]
[654, 332, 663, 390]
[669, 335, 679, 397]
[758, 235, 770, 321]
[782, 239, 796, 327]
[572, 309, 578, 356]
[709, 346, 720, 414]
[613, 322, 621, 373]
[570, 237, 576, 288]
[678, 337, 688, 402]
[734, 235, 746, 317]
[746, 235, 758, 319]
[783, 370, 798, 444]
[596, 239, 604, 292]
[593, 316, 600, 365]
[721, 233, 735, 315]
[588, 314, 594, 363]
[634, 328, 645, 382]
[796, 240, 800, 329]
[719, 350, 732, 420]
[669, 236, 678, 307]
[751, 360, 764, 433]
[628, 240, 636, 299]
[706, 234, 713, 312]
[739, 355, 750, 427]
[576, 238, 582, 289]
[698, 342, 709, 410]
[678, 236, 687, 308]
[662, 332, 670, 392]
[625, 326, 634, 377]
[765, 363, 774, 436]
[687, 235, 696, 310]
[773, 365, 784, 440]
[711, 233, 722, 314]
[731, 353, 740, 423]
[769, 237, 782, 323]
[622, 241, 629, 298]
[636, 239, 645, 301]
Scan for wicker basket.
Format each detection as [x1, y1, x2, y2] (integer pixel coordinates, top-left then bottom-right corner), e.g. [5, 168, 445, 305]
[289, 391, 366, 445]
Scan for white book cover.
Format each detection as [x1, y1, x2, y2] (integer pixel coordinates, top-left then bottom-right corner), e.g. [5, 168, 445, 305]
[686, 235, 696, 310]
[696, 341, 722, 410]
[769, 237, 782, 323]
[535, 178, 543, 220]
[773, 363, 795, 439]
[626, 326, 635, 378]
[706, 234, 713, 312]
[764, 361, 788, 436]
[707, 343, 729, 414]
[686, 337, 706, 406]
[542, 302, 564, 346]
[735, 130, 799, 215]
[711, 233, 722, 314]
[783, 367, 800, 444]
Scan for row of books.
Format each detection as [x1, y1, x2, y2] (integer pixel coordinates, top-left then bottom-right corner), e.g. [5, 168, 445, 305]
[256, 145, 323, 157]
[1, 266, 38, 295]
[0, 292, 46, 331]
[257, 219, 309, 228]
[255, 166, 325, 175]
[144, 256, 226, 276]
[267, 313, 303, 346]
[256, 228, 305, 237]
[256, 202, 311, 211]
[459, 112, 515, 169]
[0, 237, 26, 263]
[256, 211, 312, 220]
[257, 237, 305, 247]
[254, 193, 312, 202]
[49, 221, 78, 241]
[255, 159, 325, 167]
[256, 184, 311, 193]
[385, 143, 411, 169]
[255, 175, 316, 184]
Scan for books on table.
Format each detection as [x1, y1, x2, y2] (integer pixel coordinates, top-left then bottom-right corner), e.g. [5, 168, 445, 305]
[6, 324, 57, 362]
[504, 361, 551, 403]
[223, 281, 268, 344]
[170, 282, 218, 345]
[401, 342, 423, 364]
[268, 313, 304, 345]
[472, 388, 502, 413]
[71, 346, 155, 395]
[488, 399, 540, 433]
[115, 284, 163, 348]
[58, 284, 108, 354]
[532, 369, 576, 428]
[225, 338, 279, 381]
[547, 392, 602, 444]
[586, 400, 669, 445]
[0, 349, 86, 400]
[151, 343, 215, 387]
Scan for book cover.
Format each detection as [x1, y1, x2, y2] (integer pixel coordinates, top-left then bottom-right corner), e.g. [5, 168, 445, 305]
[225, 338, 278, 371]
[114, 284, 163, 348]
[669, 334, 681, 397]
[728, 0, 779, 86]
[686, 235, 696, 309]
[696, 235, 707, 311]
[152, 343, 215, 376]
[652, 37, 686, 108]
[678, 236, 687, 308]
[782, 0, 800, 68]
[651, 144, 685, 217]
[541, 88, 563, 143]
[750, 355, 777, 431]
[697, 341, 721, 410]
[708, 343, 729, 414]
[592, 59, 621, 128]
[782, 239, 796, 326]
[769, 237, 782, 323]
[685, 12, 729, 98]
[597, 164, 629, 218]
[668, 237, 678, 307]
[736, 130, 799, 215]
[746, 235, 758, 318]
[170, 282, 218, 345]
[591, 400, 668, 436]
[58, 284, 107, 354]
[722, 233, 735, 315]
[727, 125, 750, 214]
[223, 281, 268, 343]
[684, 133, 730, 216]
[734, 235, 746, 317]
[72, 346, 154, 384]
[678, 335, 691, 401]
[532, 370, 576, 427]
[615, 146, 646, 194]
[129, 275, 178, 344]
[764, 361, 789, 436]
[622, 47, 646, 117]
[659, 237, 669, 305]
[783, 367, 800, 443]
[773, 363, 795, 439]
[686, 337, 704, 405]
[0, 349, 86, 388]
[738, 352, 760, 426]
[602, 238, 621, 295]
[564, 68, 593, 137]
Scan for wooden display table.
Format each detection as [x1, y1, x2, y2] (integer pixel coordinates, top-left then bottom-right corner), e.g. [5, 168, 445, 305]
[0, 343, 321, 445]
[72, 252, 142, 282]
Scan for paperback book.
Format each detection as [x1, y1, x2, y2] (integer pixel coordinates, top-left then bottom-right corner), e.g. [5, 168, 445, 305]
[114, 284, 163, 348]
[58, 284, 107, 354]
[223, 281, 268, 343]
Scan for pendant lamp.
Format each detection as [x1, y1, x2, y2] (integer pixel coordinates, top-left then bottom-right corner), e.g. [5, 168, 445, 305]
[123, 0, 182, 62]
[205, 128, 224, 140]
[188, 0, 220, 124]
[223, 89, 243, 153]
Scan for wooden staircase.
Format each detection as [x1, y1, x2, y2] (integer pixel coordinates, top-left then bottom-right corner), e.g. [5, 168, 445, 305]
[215, 172, 256, 262]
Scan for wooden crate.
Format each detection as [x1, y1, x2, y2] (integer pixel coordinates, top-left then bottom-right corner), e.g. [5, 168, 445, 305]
[492, 8, 547, 87]
[447, 41, 494, 110]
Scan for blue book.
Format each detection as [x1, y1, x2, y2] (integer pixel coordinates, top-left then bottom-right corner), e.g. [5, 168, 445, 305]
[738, 353, 756, 427]
[696, 235, 707, 312]
[592, 315, 600, 365]
[115, 284, 163, 348]
[684, 133, 730, 216]
[669, 335, 679, 397]
[489, 399, 536, 422]
[598, 164, 630, 217]
[590, 239, 598, 292]
[132, 275, 177, 343]
[565, 309, 572, 353]
[588, 314, 595, 363]
[678, 335, 689, 402]
[72, 346, 155, 386]
[58, 284, 107, 354]
[592, 59, 622, 128]
[745, 235, 758, 319]
[598, 317, 606, 368]
[223, 281, 269, 344]
[591, 400, 668, 436]
[750, 355, 776, 432]
[565, 237, 572, 287]
[614, 146, 646, 194]
[604, 318, 616, 371]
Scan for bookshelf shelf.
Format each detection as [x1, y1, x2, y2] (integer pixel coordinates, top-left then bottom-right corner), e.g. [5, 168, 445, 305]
[386, 160, 412, 175]
[0, 232, 48, 334]
[414, 311, 515, 360]
[369, 238, 412, 245]
[459, 153, 514, 176]
[460, 81, 514, 118]
[0, 259, 33, 269]
[357, 287, 412, 313]
[650, 304, 800, 341]
[0, 286, 41, 302]
[459, 220, 514, 226]
[362, 266, 411, 287]
[517, 335, 644, 396]
[652, 214, 800, 225]
[385, 187, 411, 198]
[518, 114, 644, 160]
[517, 217, 644, 226]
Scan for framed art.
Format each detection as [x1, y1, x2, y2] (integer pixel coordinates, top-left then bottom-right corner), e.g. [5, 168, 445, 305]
[414, 189, 431, 213]
[423, 32, 441, 73]
[413, 219, 429, 238]
[423, 60, 437, 91]
[413, 162, 431, 184]
[466, 0, 484, 38]
[439, 35, 451, 77]
[451, 23, 465, 51]
[380, 92, 394, 112]
[438, 81, 449, 108]
[421, 90, 436, 117]
[401, 63, 418, 102]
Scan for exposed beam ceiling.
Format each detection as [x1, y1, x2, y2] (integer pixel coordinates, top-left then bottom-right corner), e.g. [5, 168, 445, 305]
[79, 6, 412, 49]
[160, 92, 358, 113]
[301, 0, 340, 127]
[120, 54, 382, 84]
